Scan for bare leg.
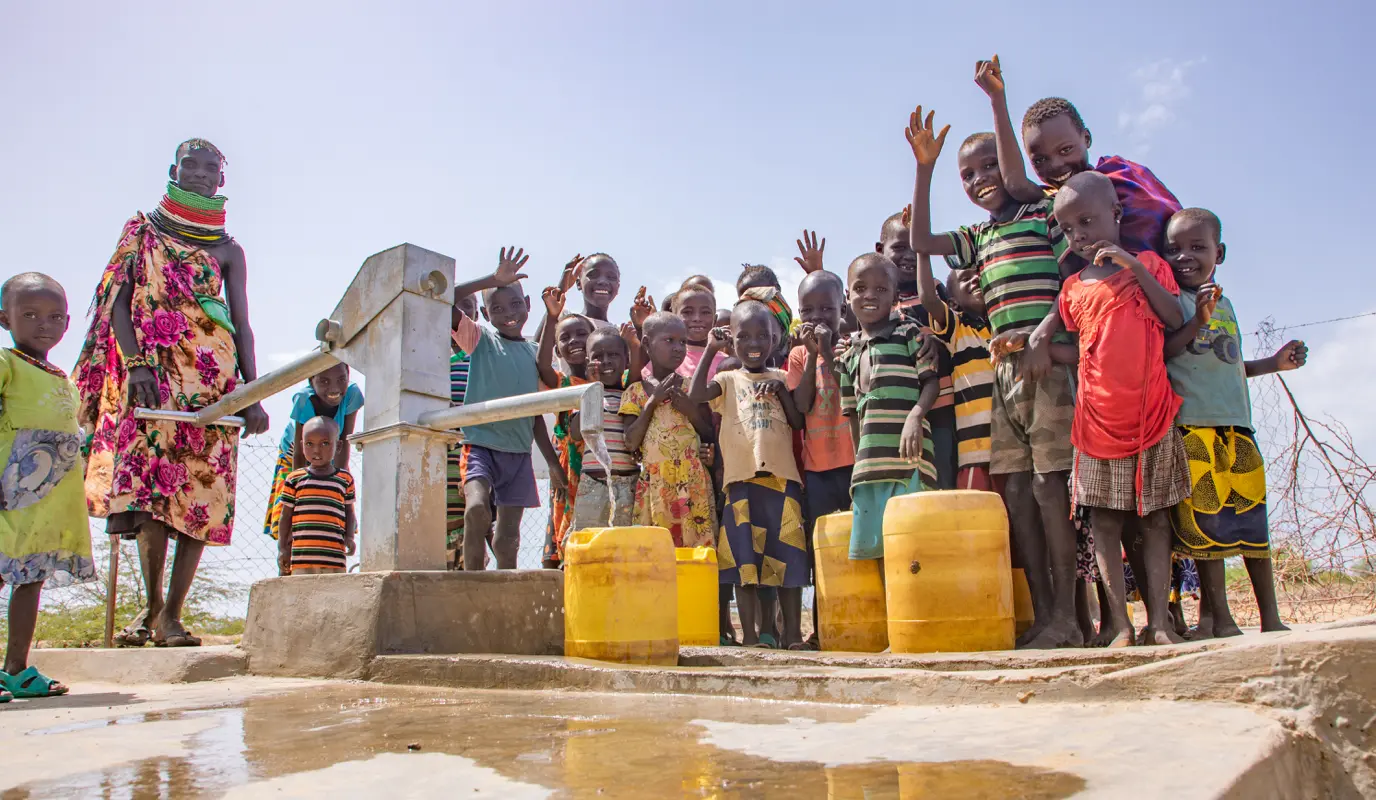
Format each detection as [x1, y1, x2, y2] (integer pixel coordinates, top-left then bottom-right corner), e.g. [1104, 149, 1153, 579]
[1075, 578, 1095, 643]
[1139, 510, 1184, 645]
[1092, 580, 1116, 646]
[1245, 557, 1290, 632]
[4, 581, 44, 677]
[735, 585, 759, 646]
[719, 583, 736, 643]
[779, 587, 803, 648]
[1089, 509, 1134, 648]
[1193, 578, 1215, 640]
[491, 506, 524, 569]
[758, 587, 779, 642]
[1004, 472, 1051, 645]
[1195, 559, 1240, 638]
[1023, 471, 1084, 649]
[462, 480, 494, 570]
[136, 521, 172, 628]
[153, 533, 205, 643]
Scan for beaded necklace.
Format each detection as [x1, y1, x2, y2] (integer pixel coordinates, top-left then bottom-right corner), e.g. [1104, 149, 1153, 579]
[148, 182, 230, 245]
[8, 348, 68, 379]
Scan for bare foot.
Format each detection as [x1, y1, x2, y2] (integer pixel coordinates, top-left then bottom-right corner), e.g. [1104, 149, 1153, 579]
[1020, 620, 1085, 650]
[151, 614, 201, 648]
[1188, 624, 1214, 641]
[1016, 620, 1048, 649]
[1212, 621, 1243, 638]
[1104, 628, 1135, 649]
[1260, 620, 1292, 633]
[1089, 625, 1121, 648]
[1140, 626, 1184, 646]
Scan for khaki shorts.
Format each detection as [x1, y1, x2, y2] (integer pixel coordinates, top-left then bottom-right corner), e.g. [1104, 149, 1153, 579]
[989, 352, 1075, 475]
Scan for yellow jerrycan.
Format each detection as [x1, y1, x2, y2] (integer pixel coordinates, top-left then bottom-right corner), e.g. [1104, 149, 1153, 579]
[563, 526, 679, 665]
[1012, 568, 1035, 637]
[882, 491, 1014, 653]
[812, 512, 888, 652]
[675, 546, 719, 646]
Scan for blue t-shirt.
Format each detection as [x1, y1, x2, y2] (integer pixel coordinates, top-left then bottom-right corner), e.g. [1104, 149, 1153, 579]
[277, 383, 366, 453]
[461, 327, 538, 453]
[1167, 290, 1252, 428]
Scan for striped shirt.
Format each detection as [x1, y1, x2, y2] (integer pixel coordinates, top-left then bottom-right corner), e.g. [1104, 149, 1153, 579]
[945, 197, 1067, 336]
[838, 320, 937, 488]
[280, 468, 355, 572]
[451, 350, 470, 404]
[582, 387, 638, 476]
[928, 303, 993, 470]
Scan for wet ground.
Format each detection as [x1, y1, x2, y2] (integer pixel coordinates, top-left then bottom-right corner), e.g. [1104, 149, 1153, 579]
[0, 678, 1283, 798]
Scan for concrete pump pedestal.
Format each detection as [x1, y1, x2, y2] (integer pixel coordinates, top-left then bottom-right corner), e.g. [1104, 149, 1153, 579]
[241, 570, 564, 679]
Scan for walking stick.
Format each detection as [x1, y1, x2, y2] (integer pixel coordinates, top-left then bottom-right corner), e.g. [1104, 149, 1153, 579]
[103, 534, 120, 648]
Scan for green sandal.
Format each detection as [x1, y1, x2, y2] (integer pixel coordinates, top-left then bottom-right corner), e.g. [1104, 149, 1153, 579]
[0, 689, 11, 703]
[1, 666, 68, 698]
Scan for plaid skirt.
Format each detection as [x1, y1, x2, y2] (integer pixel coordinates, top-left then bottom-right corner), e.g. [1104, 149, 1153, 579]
[1072, 429, 1189, 515]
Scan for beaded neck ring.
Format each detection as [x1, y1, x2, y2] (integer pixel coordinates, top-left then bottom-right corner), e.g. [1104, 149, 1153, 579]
[149, 182, 230, 245]
[8, 347, 68, 379]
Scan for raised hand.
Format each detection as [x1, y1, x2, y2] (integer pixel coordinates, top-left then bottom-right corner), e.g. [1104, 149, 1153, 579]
[559, 255, 584, 294]
[974, 54, 1004, 97]
[989, 331, 1029, 365]
[708, 326, 731, 351]
[650, 373, 682, 404]
[797, 322, 818, 354]
[794, 230, 826, 274]
[904, 105, 950, 168]
[630, 286, 656, 329]
[542, 286, 567, 318]
[495, 246, 530, 286]
[1195, 283, 1221, 323]
[900, 204, 912, 229]
[1091, 242, 1142, 272]
[1274, 340, 1308, 372]
[753, 379, 786, 398]
[619, 321, 641, 351]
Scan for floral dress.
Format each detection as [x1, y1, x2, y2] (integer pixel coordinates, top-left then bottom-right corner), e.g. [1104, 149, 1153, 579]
[619, 381, 716, 548]
[74, 214, 242, 544]
[0, 350, 96, 586]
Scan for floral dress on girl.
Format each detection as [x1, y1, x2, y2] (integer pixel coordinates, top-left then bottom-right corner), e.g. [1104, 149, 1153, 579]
[620, 381, 716, 548]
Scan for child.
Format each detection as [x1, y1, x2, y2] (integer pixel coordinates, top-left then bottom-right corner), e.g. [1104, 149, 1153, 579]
[688, 300, 807, 647]
[644, 284, 723, 380]
[276, 416, 357, 575]
[875, 211, 959, 491]
[537, 286, 593, 567]
[906, 107, 1081, 649]
[0, 273, 92, 700]
[789, 270, 855, 650]
[262, 362, 363, 541]
[569, 327, 638, 529]
[914, 256, 994, 491]
[446, 292, 479, 569]
[837, 254, 939, 566]
[1053, 171, 1188, 647]
[1162, 208, 1306, 637]
[451, 247, 553, 570]
[622, 312, 717, 546]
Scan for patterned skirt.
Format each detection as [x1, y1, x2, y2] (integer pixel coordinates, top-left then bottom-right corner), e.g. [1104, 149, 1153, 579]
[262, 446, 294, 540]
[717, 475, 808, 588]
[634, 455, 717, 548]
[1071, 428, 1190, 515]
[1125, 554, 1200, 604]
[1171, 426, 1270, 560]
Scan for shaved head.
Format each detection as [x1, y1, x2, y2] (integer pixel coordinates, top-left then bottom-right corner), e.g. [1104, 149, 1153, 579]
[1, 272, 65, 311]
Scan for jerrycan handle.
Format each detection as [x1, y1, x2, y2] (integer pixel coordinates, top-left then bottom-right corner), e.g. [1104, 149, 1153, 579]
[566, 528, 603, 549]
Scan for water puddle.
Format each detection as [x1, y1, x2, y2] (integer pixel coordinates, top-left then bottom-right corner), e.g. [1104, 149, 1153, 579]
[3, 684, 1085, 798]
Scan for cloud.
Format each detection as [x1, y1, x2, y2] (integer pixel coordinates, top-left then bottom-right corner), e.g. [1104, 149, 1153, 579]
[1117, 57, 1204, 152]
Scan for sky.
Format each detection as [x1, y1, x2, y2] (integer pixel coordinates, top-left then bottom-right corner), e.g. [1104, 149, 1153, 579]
[3, 1, 1375, 582]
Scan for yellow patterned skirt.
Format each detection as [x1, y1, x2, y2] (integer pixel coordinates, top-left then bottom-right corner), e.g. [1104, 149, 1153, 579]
[1171, 425, 1270, 560]
[716, 475, 808, 588]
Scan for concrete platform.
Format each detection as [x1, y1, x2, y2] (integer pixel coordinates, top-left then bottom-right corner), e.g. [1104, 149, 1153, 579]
[241, 569, 564, 678]
[0, 677, 1337, 798]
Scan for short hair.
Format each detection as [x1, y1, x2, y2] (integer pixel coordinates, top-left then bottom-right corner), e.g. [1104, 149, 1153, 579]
[680, 275, 715, 294]
[880, 210, 907, 240]
[671, 285, 715, 312]
[1022, 97, 1089, 136]
[174, 138, 226, 165]
[0, 272, 65, 311]
[1056, 171, 1117, 211]
[1170, 207, 1223, 243]
[586, 325, 628, 354]
[960, 132, 996, 151]
[302, 415, 340, 439]
[482, 283, 525, 306]
[579, 253, 619, 276]
[736, 264, 779, 294]
[847, 253, 898, 285]
[798, 269, 844, 299]
[556, 312, 593, 331]
[660, 292, 677, 312]
[642, 311, 685, 342]
[731, 298, 775, 328]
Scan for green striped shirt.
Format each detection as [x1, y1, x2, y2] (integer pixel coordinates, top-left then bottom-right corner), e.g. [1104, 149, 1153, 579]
[945, 197, 1067, 336]
[838, 319, 937, 488]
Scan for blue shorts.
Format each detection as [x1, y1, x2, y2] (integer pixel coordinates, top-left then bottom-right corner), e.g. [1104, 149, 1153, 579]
[849, 471, 924, 560]
[459, 445, 539, 508]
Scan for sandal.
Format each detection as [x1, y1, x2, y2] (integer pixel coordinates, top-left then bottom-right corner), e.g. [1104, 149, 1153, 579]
[153, 632, 202, 648]
[787, 640, 819, 651]
[113, 612, 151, 648]
[719, 633, 741, 647]
[0, 689, 11, 703]
[748, 633, 779, 649]
[0, 666, 68, 698]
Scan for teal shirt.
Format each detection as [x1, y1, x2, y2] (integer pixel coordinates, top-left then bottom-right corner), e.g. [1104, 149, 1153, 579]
[461, 327, 539, 453]
[1167, 290, 1252, 428]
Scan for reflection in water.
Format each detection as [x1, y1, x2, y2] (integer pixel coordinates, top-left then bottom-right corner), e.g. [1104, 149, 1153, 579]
[5, 684, 1085, 799]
